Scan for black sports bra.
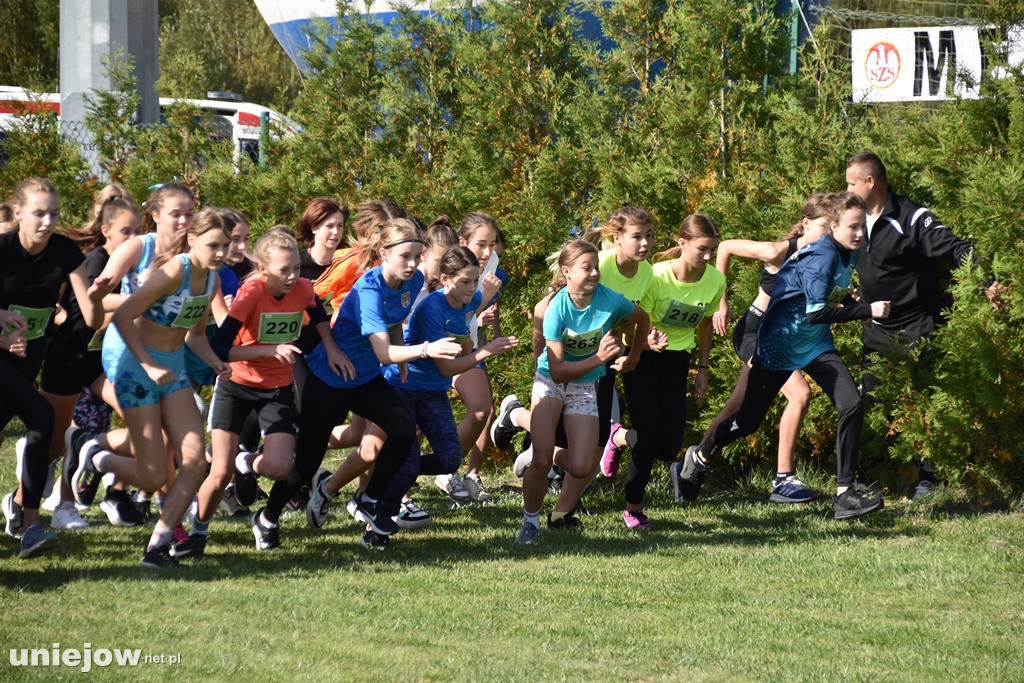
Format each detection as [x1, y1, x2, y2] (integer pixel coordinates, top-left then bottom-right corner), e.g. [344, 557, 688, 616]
[758, 237, 799, 297]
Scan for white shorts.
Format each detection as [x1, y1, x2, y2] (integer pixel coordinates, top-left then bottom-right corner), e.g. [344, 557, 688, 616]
[530, 372, 599, 417]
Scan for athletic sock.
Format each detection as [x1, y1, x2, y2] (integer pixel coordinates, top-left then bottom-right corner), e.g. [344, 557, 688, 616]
[235, 450, 253, 475]
[775, 471, 794, 483]
[147, 524, 173, 552]
[523, 509, 540, 529]
[93, 450, 112, 473]
[550, 510, 567, 523]
[190, 517, 210, 536]
[693, 449, 709, 466]
[260, 510, 278, 528]
[510, 406, 526, 427]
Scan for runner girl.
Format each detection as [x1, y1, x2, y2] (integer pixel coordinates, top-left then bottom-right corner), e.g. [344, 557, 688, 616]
[514, 239, 648, 544]
[623, 214, 725, 528]
[171, 228, 347, 558]
[676, 192, 888, 519]
[251, 218, 460, 550]
[700, 194, 834, 504]
[67, 209, 233, 568]
[0, 177, 109, 558]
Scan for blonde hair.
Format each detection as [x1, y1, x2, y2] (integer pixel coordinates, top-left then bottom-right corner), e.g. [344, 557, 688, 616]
[244, 226, 299, 283]
[67, 183, 140, 252]
[8, 178, 58, 234]
[784, 193, 833, 240]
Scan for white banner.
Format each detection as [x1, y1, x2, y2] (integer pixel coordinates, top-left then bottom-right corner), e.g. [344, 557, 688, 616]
[851, 26, 1024, 102]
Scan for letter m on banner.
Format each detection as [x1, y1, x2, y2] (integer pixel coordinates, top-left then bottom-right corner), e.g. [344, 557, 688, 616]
[914, 30, 956, 97]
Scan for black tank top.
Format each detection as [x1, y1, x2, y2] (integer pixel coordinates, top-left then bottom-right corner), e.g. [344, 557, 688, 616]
[758, 237, 799, 297]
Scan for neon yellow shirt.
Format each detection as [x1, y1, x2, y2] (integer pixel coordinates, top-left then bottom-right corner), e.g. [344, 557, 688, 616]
[599, 249, 652, 346]
[641, 260, 726, 352]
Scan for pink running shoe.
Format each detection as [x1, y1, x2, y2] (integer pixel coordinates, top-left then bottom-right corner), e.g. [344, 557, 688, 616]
[172, 523, 189, 545]
[622, 509, 652, 530]
[601, 423, 627, 477]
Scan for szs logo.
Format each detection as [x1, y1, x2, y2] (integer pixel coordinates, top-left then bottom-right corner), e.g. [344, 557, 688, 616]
[866, 42, 900, 89]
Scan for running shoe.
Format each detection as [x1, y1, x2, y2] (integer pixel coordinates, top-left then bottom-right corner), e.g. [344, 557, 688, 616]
[69, 438, 106, 506]
[306, 467, 333, 529]
[601, 423, 633, 478]
[132, 491, 155, 523]
[219, 484, 250, 517]
[769, 477, 820, 504]
[100, 487, 143, 527]
[513, 444, 533, 478]
[19, 523, 59, 559]
[622, 508, 653, 530]
[462, 473, 493, 503]
[140, 544, 186, 569]
[490, 394, 524, 450]
[233, 450, 260, 507]
[170, 533, 207, 559]
[287, 484, 310, 512]
[513, 520, 539, 545]
[672, 446, 708, 502]
[548, 469, 564, 495]
[351, 494, 398, 535]
[547, 511, 584, 532]
[51, 500, 90, 530]
[434, 473, 472, 503]
[911, 479, 937, 502]
[393, 498, 432, 529]
[3, 491, 24, 538]
[345, 496, 359, 521]
[361, 529, 390, 551]
[833, 488, 884, 520]
[250, 508, 281, 550]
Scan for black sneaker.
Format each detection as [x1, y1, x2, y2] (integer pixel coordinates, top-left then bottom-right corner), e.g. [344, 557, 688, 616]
[352, 494, 398, 535]
[489, 394, 524, 450]
[100, 487, 143, 527]
[548, 468, 564, 495]
[132, 491, 155, 523]
[360, 529, 390, 551]
[672, 446, 708, 502]
[250, 508, 281, 550]
[19, 523, 58, 558]
[70, 439, 104, 506]
[233, 451, 260, 507]
[287, 484, 311, 512]
[140, 544, 187, 569]
[170, 533, 207, 559]
[547, 511, 584, 532]
[833, 488, 884, 520]
[219, 484, 250, 517]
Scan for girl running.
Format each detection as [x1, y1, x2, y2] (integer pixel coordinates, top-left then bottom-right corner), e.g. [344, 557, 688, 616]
[515, 239, 648, 544]
[700, 195, 834, 504]
[172, 228, 347, 559]
[251, 219, 460, 550]
[623, 214, 726, 528]
[0, 178, 108, 558]
[307, 245, 518, 547]
[676, 192, 888, 519]
[67, 209, 233, 568]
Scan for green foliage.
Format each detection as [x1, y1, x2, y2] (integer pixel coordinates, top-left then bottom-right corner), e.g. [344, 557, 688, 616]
[84, 48, 143, 183]
[0, 0, 59, 91]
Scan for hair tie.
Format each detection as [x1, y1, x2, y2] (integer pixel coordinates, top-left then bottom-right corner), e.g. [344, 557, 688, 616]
[383, 238, 424, 249]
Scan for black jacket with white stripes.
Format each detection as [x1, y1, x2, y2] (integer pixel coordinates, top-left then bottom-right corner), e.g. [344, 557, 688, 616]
[856, 191, 976, 328]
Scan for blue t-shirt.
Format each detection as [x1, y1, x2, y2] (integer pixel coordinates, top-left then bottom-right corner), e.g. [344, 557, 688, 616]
[307, 265, 425, 388]
[384, 289, 483, 391]
[756, 236, 859, 371]
[537, 284, 634, 384]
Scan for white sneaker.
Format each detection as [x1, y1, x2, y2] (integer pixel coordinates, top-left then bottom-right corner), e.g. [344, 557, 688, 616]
[392, 498, 432, 529]
[51, 500, 90, 530]
[434, 473, 471, 503]
[40, 486, 62, 512]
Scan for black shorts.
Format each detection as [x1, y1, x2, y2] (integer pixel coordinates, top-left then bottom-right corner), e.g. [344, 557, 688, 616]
[731, 305, 764, 363]
[39, 327, 104, 396]
[208, 377, 298, 437]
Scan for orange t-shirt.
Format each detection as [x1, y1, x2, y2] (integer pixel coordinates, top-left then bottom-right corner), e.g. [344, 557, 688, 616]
[313, 248, 378, 323]
[226, 276, 319, 389]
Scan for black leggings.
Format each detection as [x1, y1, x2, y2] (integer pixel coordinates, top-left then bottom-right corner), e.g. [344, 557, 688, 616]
[0, 353, 54, 510]
[264, 372, 415, 523]
[701, 351, 861, 486]
[621, 349, 691, 505]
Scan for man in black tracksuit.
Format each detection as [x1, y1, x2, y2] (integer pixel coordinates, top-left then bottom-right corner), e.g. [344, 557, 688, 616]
[845, 151, 1001, 498]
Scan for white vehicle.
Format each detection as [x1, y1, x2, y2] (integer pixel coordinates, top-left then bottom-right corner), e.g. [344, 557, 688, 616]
[0, 87, 295, 164]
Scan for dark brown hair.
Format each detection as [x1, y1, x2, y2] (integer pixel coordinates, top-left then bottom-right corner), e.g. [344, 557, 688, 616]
[784, 193, 833, 240]
[151, 207, 233, 271]
[846, 150, 888, 185]
[142, 182, 195, 234]
[654, 214, 721, 261]
[296, 197, 349, 247]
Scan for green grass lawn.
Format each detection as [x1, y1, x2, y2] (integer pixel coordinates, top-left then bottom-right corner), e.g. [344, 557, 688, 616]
[1, 431, 1022, 682]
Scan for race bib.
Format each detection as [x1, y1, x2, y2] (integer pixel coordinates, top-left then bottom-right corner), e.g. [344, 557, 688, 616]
[6, 305, 54, 340]
[827, 286, 853, 305]
[660, 299, 705, 329]
[258, 311, 303, 344]
[170, 295, 210, 329]
[563, 326, 602, 357]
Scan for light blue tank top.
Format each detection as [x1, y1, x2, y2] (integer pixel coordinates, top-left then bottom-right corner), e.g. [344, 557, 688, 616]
[142, 254, 215, 328]
[121, 233, 157, 295]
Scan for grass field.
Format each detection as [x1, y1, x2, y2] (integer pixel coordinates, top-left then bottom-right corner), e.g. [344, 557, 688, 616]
[1, 431, 1022, 682]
